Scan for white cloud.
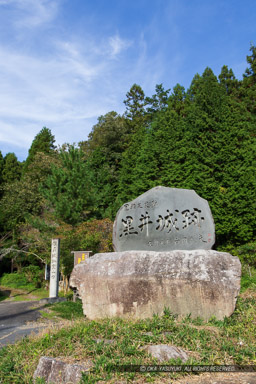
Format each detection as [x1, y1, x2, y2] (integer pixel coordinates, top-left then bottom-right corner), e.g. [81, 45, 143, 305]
[109, 35, 132, 57]
[0, 121, 32, 147]
[0, 28, 173, 158]
[0, 2, 171, 160]
[56, 41, 102, 83]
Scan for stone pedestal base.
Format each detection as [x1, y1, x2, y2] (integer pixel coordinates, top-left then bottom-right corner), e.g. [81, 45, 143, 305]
[70, 250, 241, 321]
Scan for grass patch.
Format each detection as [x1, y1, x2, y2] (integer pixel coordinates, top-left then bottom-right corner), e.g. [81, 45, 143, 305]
[41, 301, 84, 321]
[0, 285, 49, 301]
[11, 288, 49, 302]
[0, 272, 35, 290]
[0, 268, 254, 382]
[240, 266, 256, 293]
[0, 294, 255, 384]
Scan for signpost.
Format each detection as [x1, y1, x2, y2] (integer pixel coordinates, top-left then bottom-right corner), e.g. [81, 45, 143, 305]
[49, 238, 60, 298]
[72, 251, 92, 266]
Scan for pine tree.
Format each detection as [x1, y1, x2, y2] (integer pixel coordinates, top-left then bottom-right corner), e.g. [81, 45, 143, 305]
[42, 146, 93, 225]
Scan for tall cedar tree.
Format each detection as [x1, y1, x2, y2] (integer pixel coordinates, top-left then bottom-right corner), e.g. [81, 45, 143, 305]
[2, 153, 22, 183]
[23, 127, 56, 173]
[80, 112, 130, 218]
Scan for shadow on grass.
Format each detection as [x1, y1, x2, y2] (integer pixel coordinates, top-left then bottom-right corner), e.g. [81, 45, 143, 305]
[0, 289, 11, 302]
[0, 303, 46, 322]
[11, 288, 38, 298]
[0, 287, 44, 302]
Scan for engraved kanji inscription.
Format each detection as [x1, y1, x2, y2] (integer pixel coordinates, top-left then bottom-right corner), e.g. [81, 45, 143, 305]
[120, 216, 138, 237]
[113, 186, 215, 251]
[156, 209, 179, 232]
[138, 212, 153, 237]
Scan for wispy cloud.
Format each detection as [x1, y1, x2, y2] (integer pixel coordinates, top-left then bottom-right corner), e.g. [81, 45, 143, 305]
[0, 0, 181, 160]
[0, 37, 135, 151]
[1, 0, 251, 161]
[108, 35, 132, 57]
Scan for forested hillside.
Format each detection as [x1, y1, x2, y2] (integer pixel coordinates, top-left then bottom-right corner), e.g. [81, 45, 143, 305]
[0, 45, 255, 279]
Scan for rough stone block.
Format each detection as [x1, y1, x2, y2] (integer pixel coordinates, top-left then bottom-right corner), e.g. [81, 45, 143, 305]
[145, 344, 188, 362]
[70, 250, 241, 321]
[33, 356, 53, 382]
[48, 359, 65, 383]
[33, 356, 91, 384]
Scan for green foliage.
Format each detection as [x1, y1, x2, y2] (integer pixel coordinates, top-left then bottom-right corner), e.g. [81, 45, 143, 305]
[23, 127, 56, 173]
[84, 111, 129, 155]
[22, 265, 44, 288]
[124, 83, 146, 120]
[219, 241, 256, 268]
[240, 267, 256, 292]
[117, 125, 151, 203]
[118, 62, 256, 246]
[2, 153, 22, 184]
[42, 145, 93, 225]
[0, 150, 4, 186]
[57, 218, 113, 276]
[1, 44, 256, 267]
[145, 83, 170, 115]
[46, 301, 84, 320]
[218, 65, 239, 95]
[0, 272, 34, 290]
[238, 242, 256, 267]
[81, 112, 131, 219]
[0, 176, 44, 231]
[0, 151, 58, 234]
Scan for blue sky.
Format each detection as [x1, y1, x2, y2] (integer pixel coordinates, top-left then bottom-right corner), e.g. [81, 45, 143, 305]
[0, 0, 255, 161]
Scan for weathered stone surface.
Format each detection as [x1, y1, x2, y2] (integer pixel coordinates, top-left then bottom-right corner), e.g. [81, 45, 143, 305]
[145, 344, 188, 362]
[48, 359, 66, 383]
[113, 186, 215, 252]
[33, 356, 92, 384]
[63, 363, 90, 383]
[33, 356, 53, 382]
[70, 250, 241, 321]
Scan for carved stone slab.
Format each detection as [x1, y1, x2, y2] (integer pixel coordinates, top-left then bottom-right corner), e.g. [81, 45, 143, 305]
[113, 186, 215, 252]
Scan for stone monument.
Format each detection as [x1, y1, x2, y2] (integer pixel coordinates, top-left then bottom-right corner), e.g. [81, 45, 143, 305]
[113, 187, 215, 252]
[70, 187, 241, 320]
